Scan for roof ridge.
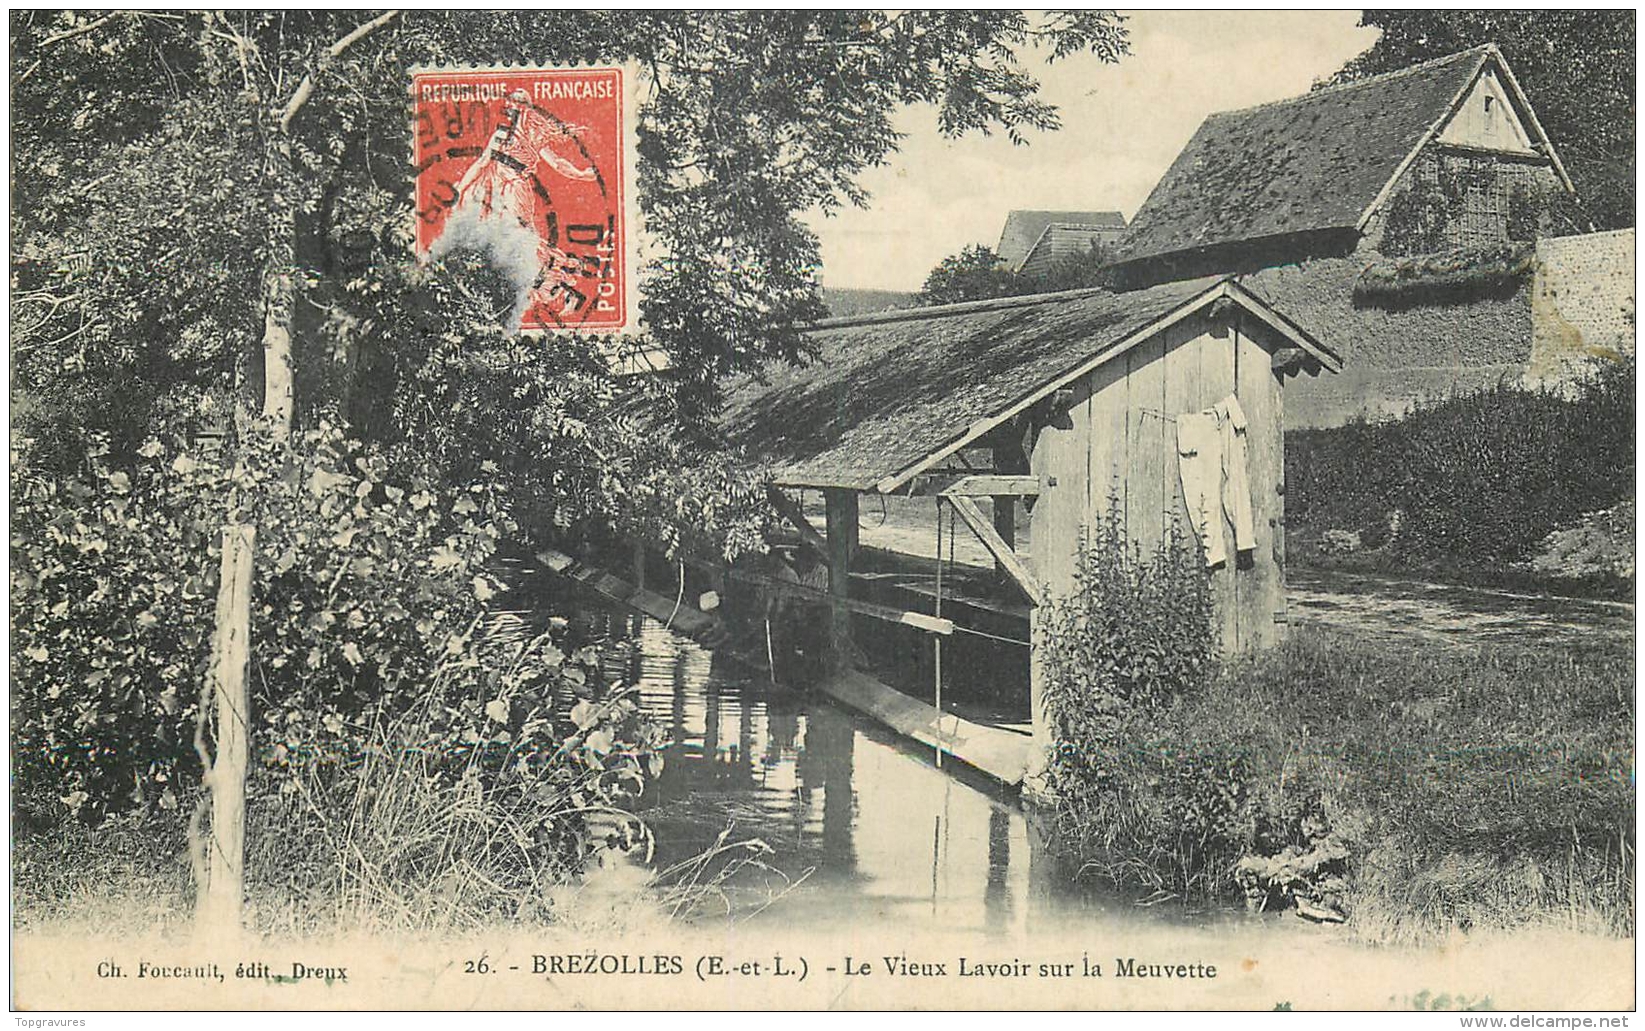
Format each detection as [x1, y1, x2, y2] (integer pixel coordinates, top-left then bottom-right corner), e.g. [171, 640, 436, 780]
[1205, 43, 1494, 122]
[808, 283, 1117, 330]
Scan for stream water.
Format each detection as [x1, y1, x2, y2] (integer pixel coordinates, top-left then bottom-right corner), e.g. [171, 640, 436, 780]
[571, 604, 1173, 938]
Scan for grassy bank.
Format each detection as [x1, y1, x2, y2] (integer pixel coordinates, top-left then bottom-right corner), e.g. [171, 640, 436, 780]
[12, 764, 776, 939]
[1045, 627, 1634, 943]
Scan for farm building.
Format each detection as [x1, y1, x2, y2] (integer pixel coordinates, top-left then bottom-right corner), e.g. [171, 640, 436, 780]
[1108, 44, 1573, 288]
[716, 274, 1339, 783]
[1098, 43, 1629, 424]
[997, 209, 1127, 274]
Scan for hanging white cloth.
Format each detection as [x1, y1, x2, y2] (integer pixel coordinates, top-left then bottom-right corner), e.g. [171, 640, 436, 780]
[1176, 410, 1226, 568]
[1176, 393, 1257, 568]
[1214, 394, 1256, 554]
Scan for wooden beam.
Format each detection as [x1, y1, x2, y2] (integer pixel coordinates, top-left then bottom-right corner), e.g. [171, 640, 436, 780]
[676, 554, 955, 635]
[939, 475, 1040, 497]
[824, 489, 859, 663]
[767, 487, 831, 566]
[945, 496, 1045, 607]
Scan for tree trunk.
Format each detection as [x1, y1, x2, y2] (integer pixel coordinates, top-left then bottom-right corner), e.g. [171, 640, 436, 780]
[196, 523, 255, 937]
[261, 270, 295, 435]
[190, 7, 397, 936]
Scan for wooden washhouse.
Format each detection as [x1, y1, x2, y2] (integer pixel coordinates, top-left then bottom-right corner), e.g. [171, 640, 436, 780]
[715, 274, 1342, 783]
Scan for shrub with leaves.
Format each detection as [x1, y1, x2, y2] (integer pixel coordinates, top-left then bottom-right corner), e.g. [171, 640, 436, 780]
[1037, 506, 1357, 913]
[253, 613, 668, 930]
[1040, 501, 1217, 724]
[10, 421, 515, 820]
[1287, 357, 1635, 572]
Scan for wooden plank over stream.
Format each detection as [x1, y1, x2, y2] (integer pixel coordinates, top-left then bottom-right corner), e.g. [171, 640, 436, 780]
[812, 668, 1032, 787]
[536, 546, 719, 637]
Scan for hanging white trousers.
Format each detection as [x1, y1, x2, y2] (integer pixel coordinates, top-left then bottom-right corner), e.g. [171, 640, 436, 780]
[1176, 393, 1256, 567]
[1176, 411, 1226, 568]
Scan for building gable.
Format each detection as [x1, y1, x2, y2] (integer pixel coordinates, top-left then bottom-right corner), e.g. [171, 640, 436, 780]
[1437, 64, 1537, 155]
[998, 210, 1126, 270]
[1113, 45, 1573, 281]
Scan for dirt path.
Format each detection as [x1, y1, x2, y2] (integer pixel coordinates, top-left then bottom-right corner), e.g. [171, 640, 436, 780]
[1288, 566, 1634, 655]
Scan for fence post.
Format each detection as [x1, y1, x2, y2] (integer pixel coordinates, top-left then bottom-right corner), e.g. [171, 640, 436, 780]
[199, 523, 255, 936]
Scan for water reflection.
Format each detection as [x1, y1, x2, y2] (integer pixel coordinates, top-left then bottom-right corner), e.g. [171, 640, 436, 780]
[580, 609, 1123, 936]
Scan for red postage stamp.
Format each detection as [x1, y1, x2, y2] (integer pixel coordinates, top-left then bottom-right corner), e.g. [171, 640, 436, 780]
[412, 67, 628, 332]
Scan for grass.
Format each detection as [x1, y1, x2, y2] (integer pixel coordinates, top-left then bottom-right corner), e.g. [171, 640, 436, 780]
[13, 730, 787, 940]
[1046, 626, 1634, 944]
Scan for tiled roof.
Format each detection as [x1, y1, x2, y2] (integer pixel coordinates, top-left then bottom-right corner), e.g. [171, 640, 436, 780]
[998, 209, 1126, 268]
[1116, 46, 1495, 267]
[718, 277, 1224, 490]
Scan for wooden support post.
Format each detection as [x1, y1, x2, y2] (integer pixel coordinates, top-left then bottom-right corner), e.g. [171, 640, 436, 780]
[992, 496, 1015, 582]
[1023, 606, 1053, 800]
[767, 487, 832, 568]
[991, 441, 1026, 586]
[946, 496, 1045, 607]
[823, 489, 858, 668]
[200, 523, 254, 936]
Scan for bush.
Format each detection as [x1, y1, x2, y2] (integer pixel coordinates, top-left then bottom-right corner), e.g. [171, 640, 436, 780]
[1039, 505, 1254, 903]
[1040, 502, 1217, 718]
[247, 614, 667, 934]
[10, 421, 658, 833]
[1287, 358, 1635, 570]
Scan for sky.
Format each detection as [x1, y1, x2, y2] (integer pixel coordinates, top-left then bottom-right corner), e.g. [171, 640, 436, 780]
[806, 11, 1380, 292]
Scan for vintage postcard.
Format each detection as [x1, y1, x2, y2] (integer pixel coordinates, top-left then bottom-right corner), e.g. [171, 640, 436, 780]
[7, 9, 1636, 1018]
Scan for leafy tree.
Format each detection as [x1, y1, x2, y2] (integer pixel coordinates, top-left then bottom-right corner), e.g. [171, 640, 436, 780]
[1031, 239, 1116, 293]
[916, 239, 1116, 306]
[10, 10, 1133, 923]
[1325, 11, 1635, 230]
[915, 244, 1027, 305]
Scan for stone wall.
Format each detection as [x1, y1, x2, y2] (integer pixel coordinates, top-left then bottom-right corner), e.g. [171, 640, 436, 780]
[1248, 257, 1534, 430]
[1525, 229, 1636, 387]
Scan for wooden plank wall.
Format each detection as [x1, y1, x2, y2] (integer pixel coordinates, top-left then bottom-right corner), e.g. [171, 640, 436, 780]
[1125, 334, 1168, 565]
[1235, 318, 1287, 649]
[1028, 310, 1288, 656]
[1028, 372, 1094, 602]
[1194, 321, 1239, 654]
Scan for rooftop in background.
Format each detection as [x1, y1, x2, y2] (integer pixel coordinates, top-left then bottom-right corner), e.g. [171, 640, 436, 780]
[997, 210, 1126, 270]
[1112, 44, 1567, 271]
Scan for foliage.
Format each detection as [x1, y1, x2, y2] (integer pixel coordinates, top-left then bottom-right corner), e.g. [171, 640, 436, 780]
[1040, 501, 1217, 719]
[8, 8, 1137, 863]
[1378, 153, 1586, 258]
[1044, 627, 1633, 938]
[9, 9, 1134, 431]
[1354, 242, 1536, 306]
[1286, 358, 1635, 568]
[365, 249, 775, 563]
[915, 245, 1028, 306]
[12, 424, 541, 808]
[251, 614, 667, 932]
[9, 7, 1133, 552]
[915, 239, 1116, 306]
[1326, 10, 1634, 229]
[1031, 239, 1117, 292]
